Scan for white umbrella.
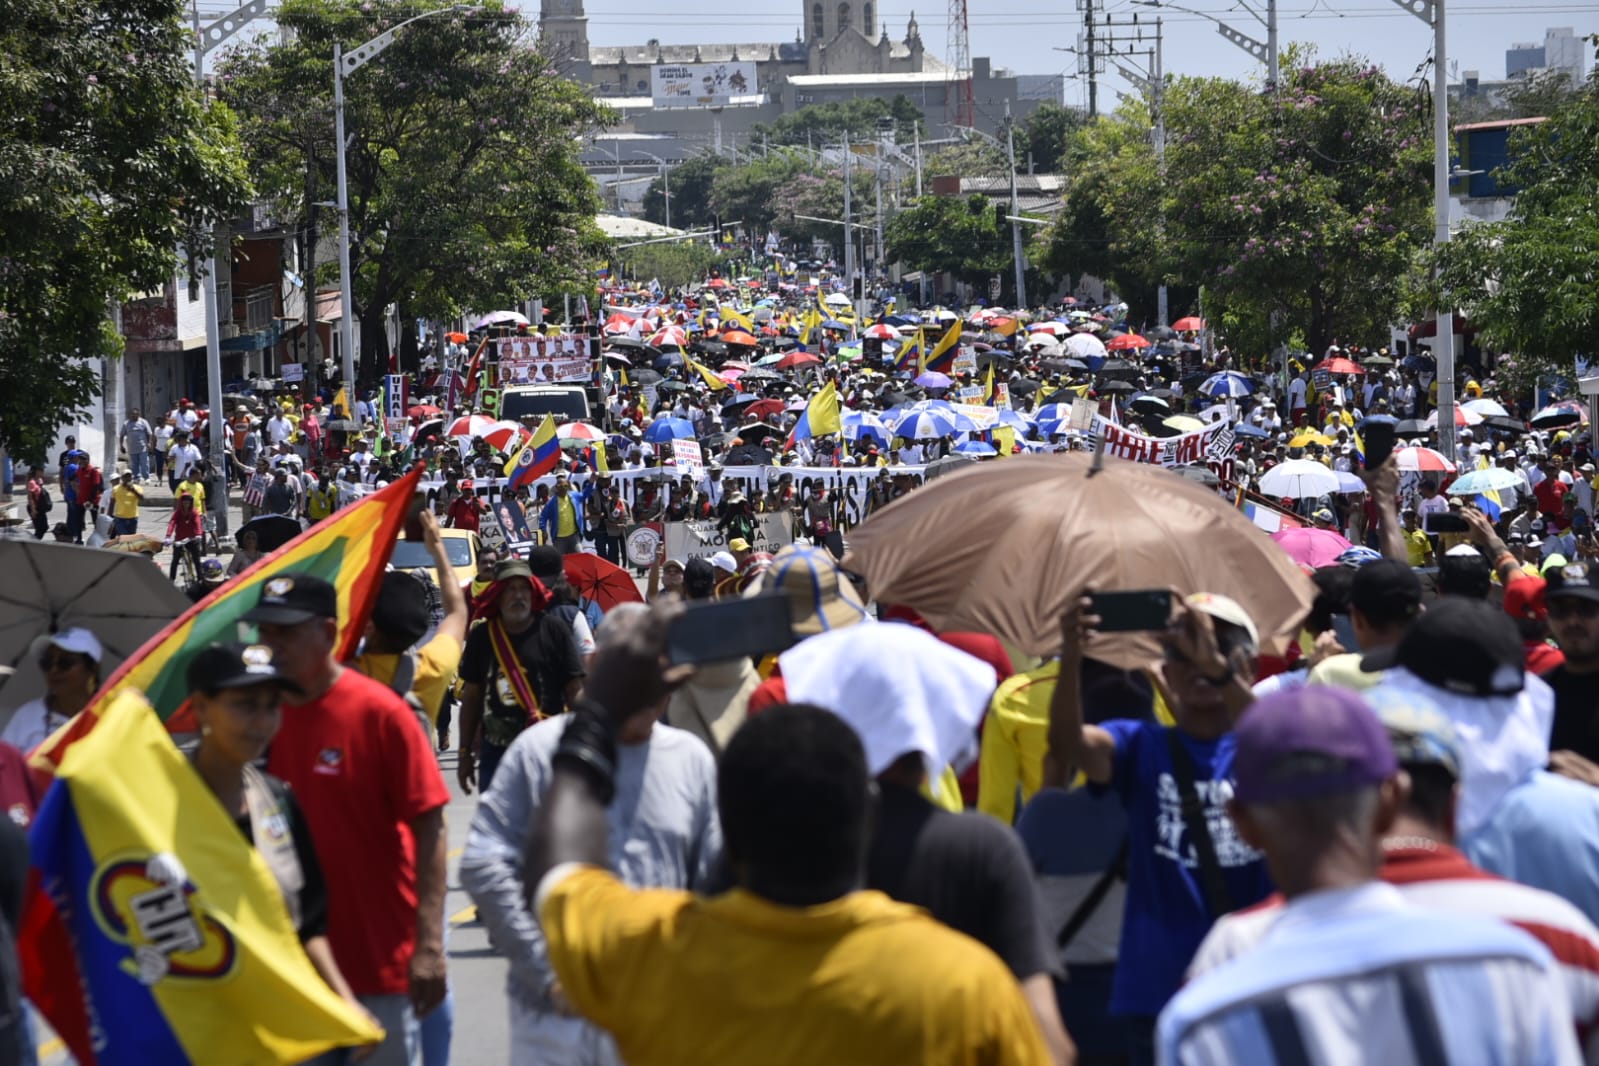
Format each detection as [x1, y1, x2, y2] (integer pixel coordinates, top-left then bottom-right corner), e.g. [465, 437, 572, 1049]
[1446, 466, 1524, 495]
[1463, 398, 1511, 419]
[824, 292, 851, 307]
[1064, 332, 1109, 359]
[0, 541, 191, 714]
[1258, 459, 1342, 499]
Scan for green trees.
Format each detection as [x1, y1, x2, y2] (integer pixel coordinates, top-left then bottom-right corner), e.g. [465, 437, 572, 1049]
[642, 154, 726, 229]
[1434, 48, 1599, 379]
[1041, 56, 1433, 354]
[0, 0, 251, 464]
[1018, 103, 1087, 174]
[751, 95, 923, 147]
[885, 195, 1012, 293]
[218, 0, 609, 382]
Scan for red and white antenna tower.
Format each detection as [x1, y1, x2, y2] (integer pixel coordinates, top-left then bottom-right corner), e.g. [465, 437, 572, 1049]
[945, 0, 974, 128]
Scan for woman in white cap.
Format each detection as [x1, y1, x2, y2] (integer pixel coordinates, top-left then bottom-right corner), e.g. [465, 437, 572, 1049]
[0, 629, 102, 752]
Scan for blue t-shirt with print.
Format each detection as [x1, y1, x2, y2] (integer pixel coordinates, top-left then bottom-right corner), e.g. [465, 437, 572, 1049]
[1096, 718, 1272, 1018]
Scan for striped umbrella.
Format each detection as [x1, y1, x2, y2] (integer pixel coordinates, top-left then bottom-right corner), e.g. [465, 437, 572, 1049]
[1200, 371, 1254, 398]
[1394, 447, 1457, 474]
[894, 409, 961, 440]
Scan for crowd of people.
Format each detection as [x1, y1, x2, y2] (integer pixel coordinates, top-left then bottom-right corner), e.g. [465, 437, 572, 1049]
[6, 276, 1599, 1066]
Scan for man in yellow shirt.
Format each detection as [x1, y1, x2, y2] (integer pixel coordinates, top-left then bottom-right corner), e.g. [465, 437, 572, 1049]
[110, 468, 144, 536]
[1401, 509, 1434, 568]
[176, 468, 207, 516]
[529, 606, 1054, 1066]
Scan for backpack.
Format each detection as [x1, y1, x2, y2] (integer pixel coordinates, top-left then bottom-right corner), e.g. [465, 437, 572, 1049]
[387, 650, 433, 739]
[37, 485, 53, 514]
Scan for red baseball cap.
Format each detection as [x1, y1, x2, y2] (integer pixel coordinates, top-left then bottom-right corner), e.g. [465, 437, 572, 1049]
[1503, 576, 1548, 622]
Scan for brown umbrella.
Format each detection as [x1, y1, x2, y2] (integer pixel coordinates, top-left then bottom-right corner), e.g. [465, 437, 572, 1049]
[843, 453, 1314, 670]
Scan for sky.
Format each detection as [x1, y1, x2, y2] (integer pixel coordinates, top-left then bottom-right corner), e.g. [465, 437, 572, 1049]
[194, 2, 1596, 111]
[574, 0, 1596, 109]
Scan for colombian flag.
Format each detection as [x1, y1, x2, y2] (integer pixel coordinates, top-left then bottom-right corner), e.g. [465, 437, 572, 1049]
[895, 328, 925, 374]
[786, 381, 843, 448]
[31, 465, 424, 759]
[505, 414, 561, 489]
[983, 362, 998, 405]
[921, 322, 963, 374]
[687, 356, 729, 391]
[24, 690, 382, 1064]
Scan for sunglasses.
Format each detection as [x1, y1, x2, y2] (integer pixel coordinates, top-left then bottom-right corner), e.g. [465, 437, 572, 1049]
[39, 655, 85, 672]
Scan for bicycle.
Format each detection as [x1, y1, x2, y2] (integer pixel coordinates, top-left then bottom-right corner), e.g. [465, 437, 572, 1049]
[167, 535, 204, 586]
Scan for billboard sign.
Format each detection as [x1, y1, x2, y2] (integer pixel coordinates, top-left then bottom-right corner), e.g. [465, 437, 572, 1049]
[650, 62, 756, 109]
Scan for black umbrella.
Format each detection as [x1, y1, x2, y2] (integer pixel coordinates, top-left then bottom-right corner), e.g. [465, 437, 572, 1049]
[1362, 355, 1395, 368]
[1099, 359, 1139, 376]
[631, 368, 664, 385]
[1483, 415, 1529, 435]
[924, 453, 978, 480]
[238, 514, 303, 553]
[1098, 380, 1137, 394]
[1173, 464, 1221, 487]
[656, 380, 689, 393]
[739, 367, 784, 383]
[1129, 393, 1170, 414]
[693, 340, 730, 358]
[699, 433, 728, 451]
[1395, 419, 1431, 437]
[1149, 387, 1179, 400]
[1147, 325, 1176, 342]
[653, 352, 685, 370]
[725, 443, 775, 466]
[1009, 379, 1040, 396]
[734, 423, 783, 444]
[721, 394, 759, 413]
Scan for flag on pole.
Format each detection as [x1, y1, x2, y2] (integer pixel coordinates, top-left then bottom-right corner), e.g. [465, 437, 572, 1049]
[983, 361, 998, 405]
[23, 689, 383, 1065]
[895, 328, 925, 374]
[686, 356, 729, 391]
[331, 387, 351, 420]
[504, 415, 562, 490]
[921, 322, 962, 374]
[785, 381, 843, 448]
[30, 467, 424, 762]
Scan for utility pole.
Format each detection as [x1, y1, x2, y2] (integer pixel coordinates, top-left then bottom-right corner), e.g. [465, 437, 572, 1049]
[1100, 12, 1166, 323]
[841, 140, 858, 321]
[1004, 100, 1027, 310]
[1080, 0, 1102, 117]
[191, 0, 267, 540]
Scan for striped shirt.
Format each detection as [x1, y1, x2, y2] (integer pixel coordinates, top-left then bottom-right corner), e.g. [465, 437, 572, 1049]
[1160, 882, 1581, 1065]
[1188, 844, 1599, 1060]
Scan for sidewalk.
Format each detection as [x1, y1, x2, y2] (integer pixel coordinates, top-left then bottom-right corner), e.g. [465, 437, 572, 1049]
[126, 476, 249, 572]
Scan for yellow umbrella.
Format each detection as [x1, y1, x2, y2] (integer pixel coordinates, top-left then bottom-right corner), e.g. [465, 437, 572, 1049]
[1164, 415, 1206, 433]
[1290, 430, 1335, 448]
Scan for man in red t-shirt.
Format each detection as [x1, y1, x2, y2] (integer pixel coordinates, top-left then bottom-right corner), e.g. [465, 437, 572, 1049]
[248, 574, 450, 1066]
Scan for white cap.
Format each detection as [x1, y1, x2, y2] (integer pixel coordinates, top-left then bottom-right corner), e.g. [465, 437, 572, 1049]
[710, 550, 738, 574]
[1445, 544, 1483, 557]
[31, 627, 104, 663]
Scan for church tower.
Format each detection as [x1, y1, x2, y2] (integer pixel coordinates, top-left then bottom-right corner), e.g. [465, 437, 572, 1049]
[540, 0, 592, 80]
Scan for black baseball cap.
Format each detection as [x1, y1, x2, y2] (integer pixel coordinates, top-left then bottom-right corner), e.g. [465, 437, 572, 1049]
[243, 573, 338, 625]
[1546, 560, 1599, 604]
[1349, 559, 1423, 628]
[186, 642, 304, 696]
[1362, 598, 1524, 697]
[373, 571, 430, 647]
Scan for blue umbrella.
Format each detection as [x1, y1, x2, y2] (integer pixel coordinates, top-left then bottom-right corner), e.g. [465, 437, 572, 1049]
[820, 319, 851, 331]
[1201, 371, 1254, 398]
[996, 409, 1034, 432]
[915, 371, 953, 389]
[842, 411, 891, 445]
[955, 440, 998, 456]
[1034, 402, 1074, 423]
[1233, 422, 1270, 439]
[652, 351, 685, 371]
[894, 409, 960, 440]
[643, 417, 697, 443]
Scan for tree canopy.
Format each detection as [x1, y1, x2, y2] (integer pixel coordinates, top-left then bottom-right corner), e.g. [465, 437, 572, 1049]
[0, 0, 251, 464]
[218, 0, 609, 383]
[885, 195, 1013, 294]
[642, 153, 727, 229]
[751, 95, 924, 147]
[1041, 53, 1434, 353]
[1434, 40, 1599, 380]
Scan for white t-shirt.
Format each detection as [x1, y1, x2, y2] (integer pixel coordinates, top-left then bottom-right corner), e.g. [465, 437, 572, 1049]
[266, 416, 294, 445]
[0, 697, 69, 753]
[174, 408, 200, 433]
[1287, 378, 1308, 408]
[170, 442, 203, 479]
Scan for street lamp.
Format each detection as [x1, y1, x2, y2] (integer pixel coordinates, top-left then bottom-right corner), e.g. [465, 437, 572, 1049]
[334, 5, 471, 409]
[634, 152, 671, 228]
[1133, 0, 1277, 93]
[192, 0, 270, 539]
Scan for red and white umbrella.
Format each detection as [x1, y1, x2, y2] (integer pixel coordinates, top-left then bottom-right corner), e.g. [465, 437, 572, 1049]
[648, 325, 688, 349]
[1395, 446, 1457, 474]
[557, 422, 607, 442]
[1028, 321, 1069, 336]
[445, 414, 497, 438]
[1426, 405, 1484, 428]
[864, 323, 901, 340]
[479, 420, 526, 451]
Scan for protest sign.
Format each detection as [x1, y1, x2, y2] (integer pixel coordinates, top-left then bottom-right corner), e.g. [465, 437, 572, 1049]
[490, 497, 537, 555]
[495, 335, 590, 385]
[956, 386, 984, 403]
[1090, 414, 1231, 468]
[1069, 397, 1097, 432]
[281, 363, 304, 383]
[952, 350, 978, 377]
[664, 513, 791, 565]
[672, 439, 704, 478]
[385, 374, 408, 421]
